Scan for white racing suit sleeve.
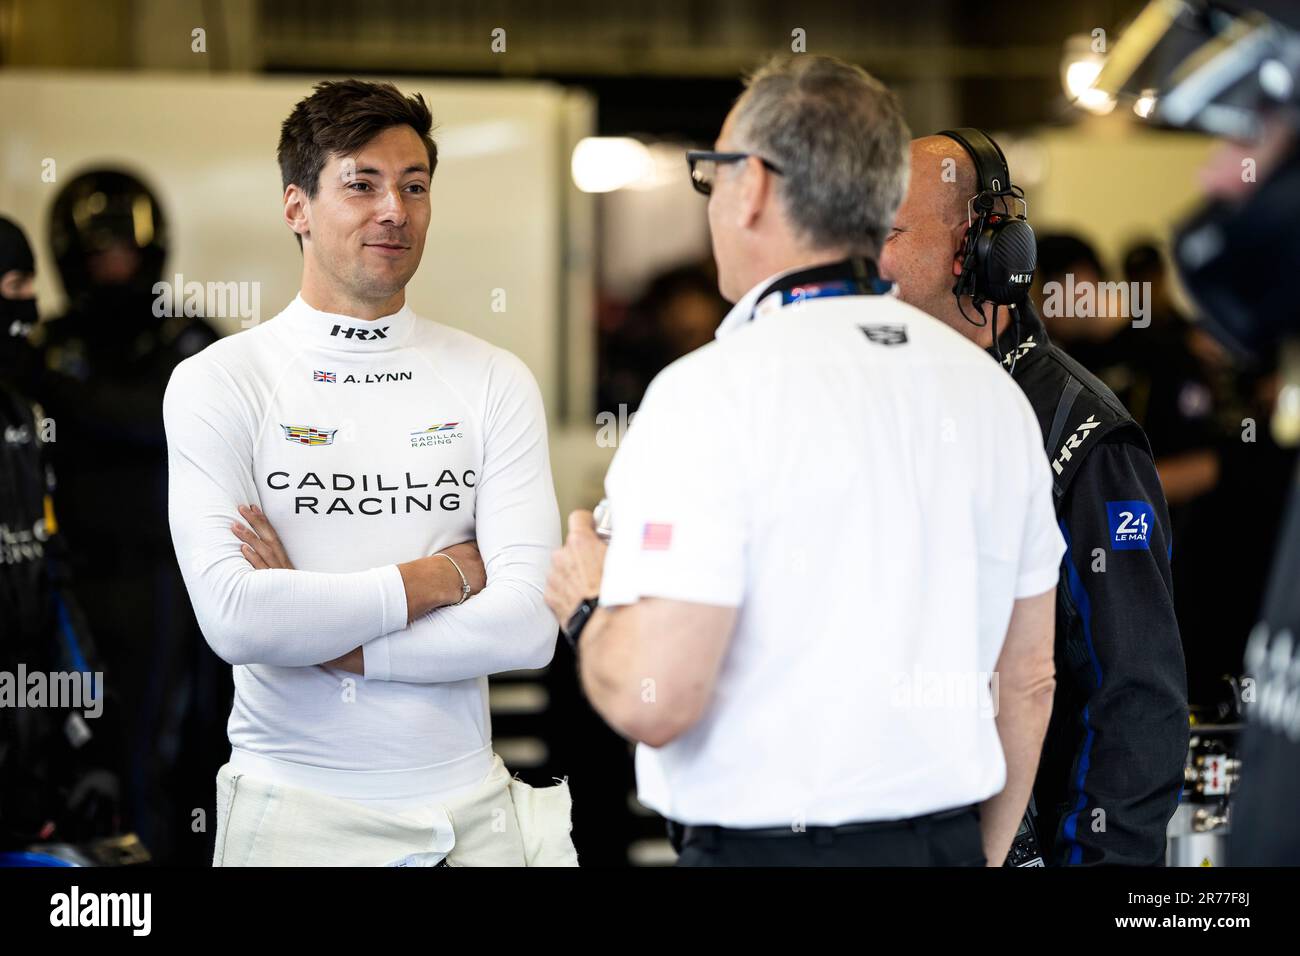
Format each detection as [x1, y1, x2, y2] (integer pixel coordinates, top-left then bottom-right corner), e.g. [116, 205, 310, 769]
[164, 356, 410, 666]
[360, 354, 562, 682]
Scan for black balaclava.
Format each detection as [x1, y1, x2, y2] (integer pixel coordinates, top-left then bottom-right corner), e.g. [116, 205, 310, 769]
[0, 216, 39, 385]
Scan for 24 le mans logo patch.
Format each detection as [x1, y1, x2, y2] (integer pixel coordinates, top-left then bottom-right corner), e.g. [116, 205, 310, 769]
[1106, 500, 1154, 550]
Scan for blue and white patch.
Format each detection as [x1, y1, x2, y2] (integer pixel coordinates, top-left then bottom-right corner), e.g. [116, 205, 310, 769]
[1106, 500, 1154, 550]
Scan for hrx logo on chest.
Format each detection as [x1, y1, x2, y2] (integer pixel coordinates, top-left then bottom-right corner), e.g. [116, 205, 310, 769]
[1052, 414, 1101, 475]
[330, 324, 389, 340]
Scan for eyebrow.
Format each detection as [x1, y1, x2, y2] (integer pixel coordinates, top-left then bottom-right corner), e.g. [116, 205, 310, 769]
[352, 163, 430, 177]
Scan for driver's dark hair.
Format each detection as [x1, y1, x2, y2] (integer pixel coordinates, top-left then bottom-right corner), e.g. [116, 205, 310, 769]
[278, 79, 438, 248]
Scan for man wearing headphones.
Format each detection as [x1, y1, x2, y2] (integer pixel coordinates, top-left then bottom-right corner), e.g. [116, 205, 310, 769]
[880, 131, 1190, 866]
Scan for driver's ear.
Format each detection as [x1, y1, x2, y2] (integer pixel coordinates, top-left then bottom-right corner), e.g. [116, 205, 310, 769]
[283, 184, 311, 243]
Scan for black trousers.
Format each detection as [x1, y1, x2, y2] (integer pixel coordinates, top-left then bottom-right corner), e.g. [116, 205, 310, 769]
[670, 806, 985, 867]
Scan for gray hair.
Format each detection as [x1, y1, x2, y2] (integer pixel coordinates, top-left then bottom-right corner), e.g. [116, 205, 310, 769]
[731, 55, 910, 256]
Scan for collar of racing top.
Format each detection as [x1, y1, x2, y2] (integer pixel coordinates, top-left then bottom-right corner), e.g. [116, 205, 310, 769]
[988, 297, 1051, 373]
[279, 293, 417, 352]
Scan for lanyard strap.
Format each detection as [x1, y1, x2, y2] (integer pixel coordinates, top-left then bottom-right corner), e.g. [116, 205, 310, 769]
[751, 257, 892, 320]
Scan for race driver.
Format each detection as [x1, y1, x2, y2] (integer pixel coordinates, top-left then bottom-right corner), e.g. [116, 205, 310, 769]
[163, 79, 575, 866]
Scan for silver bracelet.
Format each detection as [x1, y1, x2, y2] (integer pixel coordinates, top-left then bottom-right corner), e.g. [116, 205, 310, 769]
[436, 552, 471, 605]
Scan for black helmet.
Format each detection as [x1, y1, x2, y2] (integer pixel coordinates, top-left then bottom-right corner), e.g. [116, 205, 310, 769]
[48, 168, 168, 301]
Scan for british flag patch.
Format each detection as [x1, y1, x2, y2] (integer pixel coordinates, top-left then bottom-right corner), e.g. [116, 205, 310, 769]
[314, 370, 336, 383]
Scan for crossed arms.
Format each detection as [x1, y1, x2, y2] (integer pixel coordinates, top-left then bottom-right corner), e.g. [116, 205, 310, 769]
[162, 353, 561, 682]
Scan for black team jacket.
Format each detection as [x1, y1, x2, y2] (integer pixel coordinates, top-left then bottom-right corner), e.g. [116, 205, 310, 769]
[989, 303, 1189, 866]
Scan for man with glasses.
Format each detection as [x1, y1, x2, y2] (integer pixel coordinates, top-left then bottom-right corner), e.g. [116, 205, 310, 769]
[687, 151, 784, 195]
[544, 55, 1065, 866]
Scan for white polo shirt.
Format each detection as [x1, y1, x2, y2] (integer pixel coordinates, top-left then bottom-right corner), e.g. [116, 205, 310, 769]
[599, 267, 1066, 828]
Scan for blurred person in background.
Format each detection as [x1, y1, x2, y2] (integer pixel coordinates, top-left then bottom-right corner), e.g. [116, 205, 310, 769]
[31, 170, 226, 865]
[1035, 234, 1220, 535]
[596, 261, 727, 415]
[0, 215, 127, 858]
[1083, 239, 1221, 701]
[1031, 234, 1124, 370]
[649, 263, 728, 361]
[1118, 240, 1296, 699]
[1107, 241, 1220, 510]
[1118, 240, 1281, 703]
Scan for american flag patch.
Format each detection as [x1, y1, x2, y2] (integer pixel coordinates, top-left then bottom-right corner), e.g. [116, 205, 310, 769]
[641, 522, 673, 551]
[314, 370, 336, 383]
[281, 424, 338, 446]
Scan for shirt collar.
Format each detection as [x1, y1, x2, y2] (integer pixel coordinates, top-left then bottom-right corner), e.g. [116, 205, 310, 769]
[714, 269, 790, 340]
[279, 293, 417, 352]
[715, 263, 899, 340]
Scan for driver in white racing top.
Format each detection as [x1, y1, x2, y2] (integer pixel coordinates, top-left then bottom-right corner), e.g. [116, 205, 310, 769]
[163, 79, 575, 866]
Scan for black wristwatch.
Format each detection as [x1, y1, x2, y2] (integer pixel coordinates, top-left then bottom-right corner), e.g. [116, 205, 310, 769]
[562, 596, 600, 649]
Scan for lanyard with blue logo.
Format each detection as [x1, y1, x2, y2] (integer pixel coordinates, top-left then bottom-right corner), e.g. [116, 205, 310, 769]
[751, 257, 893, 321]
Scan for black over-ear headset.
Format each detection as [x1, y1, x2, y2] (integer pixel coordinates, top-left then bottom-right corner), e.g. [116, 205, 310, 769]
[936, 128, 1036, 368]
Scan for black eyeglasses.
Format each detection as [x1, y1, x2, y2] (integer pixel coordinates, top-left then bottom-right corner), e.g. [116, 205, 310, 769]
[686, 150, 784, 196]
